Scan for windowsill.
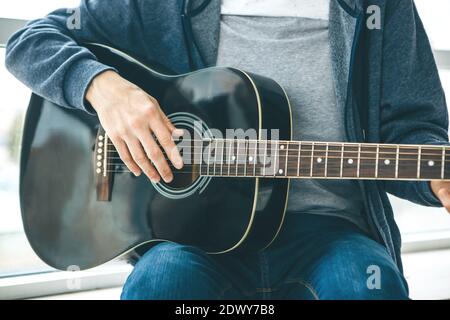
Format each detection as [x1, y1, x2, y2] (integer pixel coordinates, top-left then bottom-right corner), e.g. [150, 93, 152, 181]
[0, 262, 132, 300]
[402, 248, 450, 300]
[402, 230, 450, 253]
[32, 287, 123, 300]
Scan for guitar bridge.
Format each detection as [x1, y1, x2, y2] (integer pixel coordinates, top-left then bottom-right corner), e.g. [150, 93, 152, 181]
[94, 127, 113, 201]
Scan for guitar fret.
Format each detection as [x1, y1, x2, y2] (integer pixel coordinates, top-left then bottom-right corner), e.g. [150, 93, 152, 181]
[442, 147, 446, 179]
[375, 145, 379, 178]
[235, 140, 240, 176]
[417, 146, 422, 179]
[274, 141, 279, 176]
[207, 140, 212, 176]
[285, 143, 289, 176]
[325, 143, 329, 178]
[213, 139, 218, 176]
[297, 142, 301, 177]
[340, 144, 344, 178]
[237, 139, 247, 177]
[263, 140, 268, 177]
[219, 140, 224, 176]
[227, 140, 232, 176]
[243, 140, 248, 176]
[357, 144, 361, 178]
[199, 140, 204, 175]
[253, 140, 258, 177]
[395, 145, 399, 179]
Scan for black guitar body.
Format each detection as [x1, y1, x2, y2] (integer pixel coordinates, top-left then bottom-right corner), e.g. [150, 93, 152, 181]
[20, 44, 292, 270]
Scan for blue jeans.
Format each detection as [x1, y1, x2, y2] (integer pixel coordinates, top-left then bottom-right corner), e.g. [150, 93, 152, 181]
[121, 213, 409, 300]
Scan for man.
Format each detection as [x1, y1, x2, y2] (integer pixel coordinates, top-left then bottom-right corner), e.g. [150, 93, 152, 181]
[5, 0, 450, 299]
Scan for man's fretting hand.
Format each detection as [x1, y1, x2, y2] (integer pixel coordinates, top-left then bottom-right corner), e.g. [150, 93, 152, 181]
[431, 180, 450, 213]
[86, 70, 184, 183]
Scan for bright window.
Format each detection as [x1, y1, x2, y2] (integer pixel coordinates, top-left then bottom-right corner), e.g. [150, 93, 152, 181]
[0, 49, 51, 276]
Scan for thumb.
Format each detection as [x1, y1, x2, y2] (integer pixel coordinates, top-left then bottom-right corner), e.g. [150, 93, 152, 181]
[437, 188, 450, 213]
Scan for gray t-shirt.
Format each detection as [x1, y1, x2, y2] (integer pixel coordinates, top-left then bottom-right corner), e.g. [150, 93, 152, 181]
[216, 15, 369, 232]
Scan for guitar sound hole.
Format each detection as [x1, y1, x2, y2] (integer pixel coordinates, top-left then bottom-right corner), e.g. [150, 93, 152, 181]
[166, 168, 200, 190]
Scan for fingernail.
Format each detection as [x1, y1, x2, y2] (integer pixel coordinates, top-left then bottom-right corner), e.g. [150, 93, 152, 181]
[175, 157, 184, 169]
[173, 129, 184, 138]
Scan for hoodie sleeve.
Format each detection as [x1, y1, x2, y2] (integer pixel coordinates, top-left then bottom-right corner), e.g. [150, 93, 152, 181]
[5, 0, 151, 113]
[380, 0, 449, 207]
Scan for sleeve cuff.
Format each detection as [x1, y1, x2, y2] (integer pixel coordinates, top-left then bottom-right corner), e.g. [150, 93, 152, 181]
[63, 58, 117, 114]
[416, 180, 442, 207]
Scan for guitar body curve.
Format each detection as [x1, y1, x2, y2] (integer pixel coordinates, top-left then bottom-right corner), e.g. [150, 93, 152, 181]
[20, 44, 292, 270]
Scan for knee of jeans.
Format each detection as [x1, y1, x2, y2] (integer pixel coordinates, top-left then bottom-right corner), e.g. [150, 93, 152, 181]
[319, 259, 409, 300]
[352, 263, 408, 300]
[121, 242, 211, 299]
[312, 235, 409, 300]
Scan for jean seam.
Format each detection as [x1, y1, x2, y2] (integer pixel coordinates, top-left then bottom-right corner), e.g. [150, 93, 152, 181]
[282, 278, 320, 300]
[258, 252, 271, 300]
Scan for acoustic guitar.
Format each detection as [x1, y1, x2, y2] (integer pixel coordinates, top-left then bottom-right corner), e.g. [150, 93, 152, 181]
[20, 43, 450, 270]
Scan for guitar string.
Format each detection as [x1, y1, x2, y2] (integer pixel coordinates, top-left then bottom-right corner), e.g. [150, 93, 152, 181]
[104, 143, 449, 157]
[104, 138, 449, 150]
[102, 161, 443, 175]
[103, 169, 444, 176]
[105, 154, 450, 161]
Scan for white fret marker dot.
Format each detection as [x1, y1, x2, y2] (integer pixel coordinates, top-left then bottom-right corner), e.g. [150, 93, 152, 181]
[348, 159, 354, 164]
[317, 157, 323, 164]
[384, 159, 391, 165]
[98, 142, 104, 147]
[97, 162, 102, 167]
[232, 156, 236, 161]
[249, 156, 254, 162]
[98, 135, 104, 141]
[97, 148, 103, 154]
[428, 160, 435, 167]
[96, 168, 102, 174]
[97, 155, 102, 161]
[278, 169, 284, 175]
[280, 145, 285, 150]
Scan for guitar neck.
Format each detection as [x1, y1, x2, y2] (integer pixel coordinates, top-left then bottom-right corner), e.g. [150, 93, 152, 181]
[196, 139, 450, 181]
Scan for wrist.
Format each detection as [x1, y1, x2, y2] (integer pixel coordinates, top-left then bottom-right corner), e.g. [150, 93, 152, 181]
[86, 70, 120, 112]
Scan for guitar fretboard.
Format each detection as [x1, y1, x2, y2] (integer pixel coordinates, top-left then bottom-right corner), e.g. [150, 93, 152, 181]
[193, 139, 450, 180]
